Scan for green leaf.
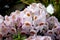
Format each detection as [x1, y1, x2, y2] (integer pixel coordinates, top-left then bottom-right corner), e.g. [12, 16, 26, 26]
[28, 0, 36, 3]
[13, 34, 17, 39]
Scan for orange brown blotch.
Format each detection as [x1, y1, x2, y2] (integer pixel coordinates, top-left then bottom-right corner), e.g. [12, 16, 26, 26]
[39, 23, 44, 26]
[27, 13, 31, 17]
[25, 22, 31, 27]
[54, 26, 57, 28]
[11, 28, 16, 33]
[30, 31, 35, 36]
[33, 16, 37, 20]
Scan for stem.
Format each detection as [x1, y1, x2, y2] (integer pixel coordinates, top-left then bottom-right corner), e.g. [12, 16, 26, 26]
[20, 0, 30, 5]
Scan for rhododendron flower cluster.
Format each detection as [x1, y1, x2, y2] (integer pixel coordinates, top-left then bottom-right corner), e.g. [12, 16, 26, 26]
[25, 36, 52, 40]
[0, 3, 60, 40]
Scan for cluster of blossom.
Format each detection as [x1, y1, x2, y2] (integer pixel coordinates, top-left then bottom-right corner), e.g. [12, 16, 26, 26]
[25, 35, 52, 40]
[0, 3, 60, 40]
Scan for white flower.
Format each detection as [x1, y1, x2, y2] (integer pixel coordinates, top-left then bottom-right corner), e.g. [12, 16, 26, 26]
[0, 15, 4, 24]
[0, 15, 4, 19]
[22, 24, 31, 34]
[42, 36, 52, 40]
[47, 4, 54, 14]
[30, 29, 37, 34]
[0, 19, 3, 24]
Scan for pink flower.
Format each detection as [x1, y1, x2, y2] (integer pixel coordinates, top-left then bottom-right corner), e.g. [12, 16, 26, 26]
[42, 36, 52, 40]
[4, 15, 12, 26]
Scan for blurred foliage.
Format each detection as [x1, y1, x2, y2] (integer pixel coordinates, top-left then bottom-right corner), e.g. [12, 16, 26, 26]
[15, 0, 60, 21]
[13, 32, 26, 40]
